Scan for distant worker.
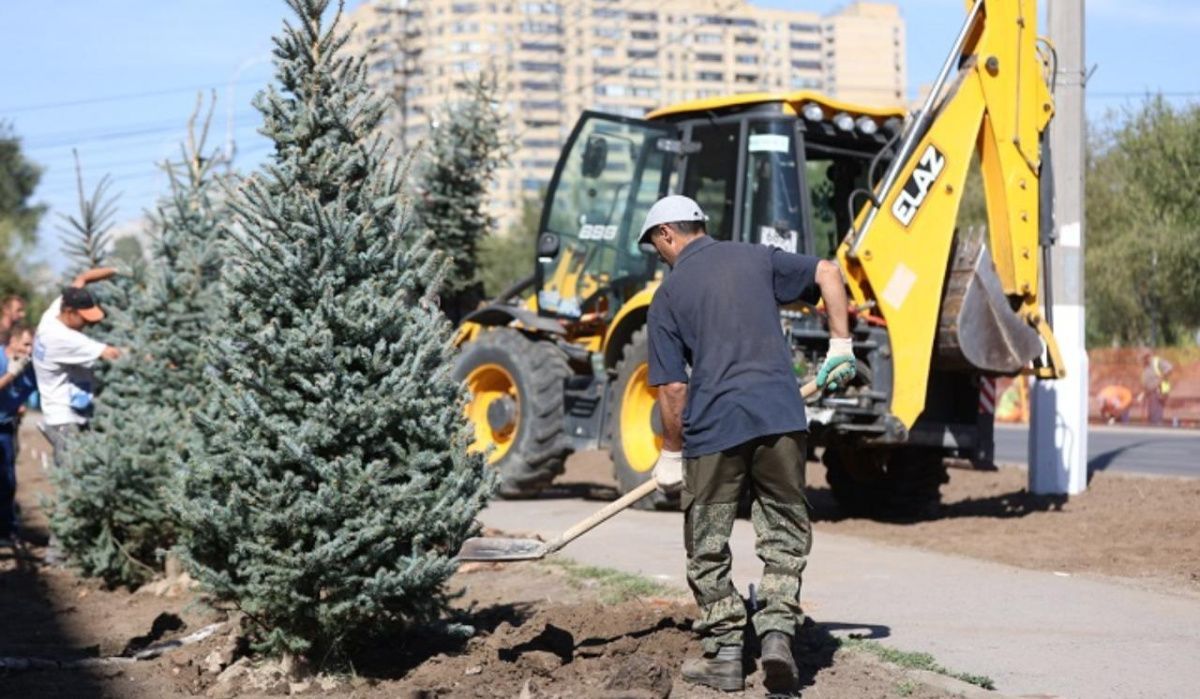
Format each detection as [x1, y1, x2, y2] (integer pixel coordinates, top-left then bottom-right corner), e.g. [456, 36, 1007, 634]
[1140, 352, 1173, 426]
[0, 295, 27, 346]
[33, 268, 123, 469]
[642, 195, 855, 692]
[0, 323, 37, 548]
[1097, 384, 1133, 425]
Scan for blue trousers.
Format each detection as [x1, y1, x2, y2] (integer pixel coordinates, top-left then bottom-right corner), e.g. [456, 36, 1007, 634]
[0, 429, 16, 537]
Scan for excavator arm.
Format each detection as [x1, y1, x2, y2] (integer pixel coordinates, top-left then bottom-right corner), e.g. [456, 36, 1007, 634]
[836, 0, 1064, 430]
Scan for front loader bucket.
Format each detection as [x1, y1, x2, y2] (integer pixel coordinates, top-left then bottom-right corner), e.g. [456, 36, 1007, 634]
[936, 227, 1042, 374]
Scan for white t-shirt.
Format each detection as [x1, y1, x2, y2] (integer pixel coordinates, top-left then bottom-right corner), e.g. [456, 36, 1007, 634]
[33, 297, 108, 426]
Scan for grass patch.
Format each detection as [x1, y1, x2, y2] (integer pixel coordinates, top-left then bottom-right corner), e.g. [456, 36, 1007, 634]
[840, 637, 996, 690]
[542, 559, 678, 604]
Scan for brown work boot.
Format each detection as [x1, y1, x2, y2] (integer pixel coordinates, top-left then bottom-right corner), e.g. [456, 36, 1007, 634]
[682, 646, 744, 692]
[760, 631, 799, 690]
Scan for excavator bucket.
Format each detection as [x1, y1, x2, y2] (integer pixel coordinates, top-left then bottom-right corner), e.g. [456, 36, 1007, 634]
[936, 227, 1042, 374]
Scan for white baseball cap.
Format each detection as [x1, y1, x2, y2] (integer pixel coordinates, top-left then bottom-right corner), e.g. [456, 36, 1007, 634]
[638, 195, 709, 245]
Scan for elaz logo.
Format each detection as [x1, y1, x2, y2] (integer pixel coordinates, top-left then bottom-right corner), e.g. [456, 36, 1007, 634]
[891, 144, 946, 226]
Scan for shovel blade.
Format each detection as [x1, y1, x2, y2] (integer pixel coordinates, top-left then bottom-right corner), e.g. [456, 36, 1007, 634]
[456, 537, 548, 562]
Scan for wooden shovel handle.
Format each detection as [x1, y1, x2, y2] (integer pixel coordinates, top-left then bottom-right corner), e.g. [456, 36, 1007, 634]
[545, 478, 658, 554]
[543, 381, 820, 555]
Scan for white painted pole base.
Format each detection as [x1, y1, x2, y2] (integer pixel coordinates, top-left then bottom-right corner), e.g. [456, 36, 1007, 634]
[1029, 304, 1089, 495]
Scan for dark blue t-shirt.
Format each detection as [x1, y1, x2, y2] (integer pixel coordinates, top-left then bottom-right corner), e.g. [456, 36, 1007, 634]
[0, 353, 37, 424]
[646, 237, 821, 458]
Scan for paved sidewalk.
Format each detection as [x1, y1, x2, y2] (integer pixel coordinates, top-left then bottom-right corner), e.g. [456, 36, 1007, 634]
[482, 497, 1200, 699]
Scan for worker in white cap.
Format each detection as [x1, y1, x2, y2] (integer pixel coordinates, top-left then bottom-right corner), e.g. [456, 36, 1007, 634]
[640, 194, 855, 692]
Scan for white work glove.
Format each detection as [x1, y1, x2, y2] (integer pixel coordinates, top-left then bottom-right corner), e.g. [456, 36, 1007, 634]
[653, 449, 684, 495]
[6, 355, 29, 377]
[816, 337, 856, 393]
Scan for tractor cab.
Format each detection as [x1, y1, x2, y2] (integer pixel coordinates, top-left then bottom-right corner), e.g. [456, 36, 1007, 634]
[533, 93, 906, 330]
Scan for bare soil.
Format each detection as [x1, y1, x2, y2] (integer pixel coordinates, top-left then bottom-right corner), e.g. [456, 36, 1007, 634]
[558, 449, 1200, 595]
[807, 460, 1200, 594]
[2, 424, 958, 698]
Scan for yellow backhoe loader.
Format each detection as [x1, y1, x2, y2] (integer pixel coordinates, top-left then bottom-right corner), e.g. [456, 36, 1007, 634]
[453, 0, 1064, 514]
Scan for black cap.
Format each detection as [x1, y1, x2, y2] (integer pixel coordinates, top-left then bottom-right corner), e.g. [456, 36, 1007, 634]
[61, 287, 105, 323]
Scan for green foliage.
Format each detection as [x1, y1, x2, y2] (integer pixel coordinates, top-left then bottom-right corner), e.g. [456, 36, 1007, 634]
[0, 123, 46, 297]
[411, 73, 509, 318]
[58, 149, 119, 273]
[545, 558, 677, 604]
[49, 96, 230, 588]
[1086, 96, 1200, 346]
[478, 193, 539, 298]
[176, 0, 491, 661]
[840, 637, 996, 690]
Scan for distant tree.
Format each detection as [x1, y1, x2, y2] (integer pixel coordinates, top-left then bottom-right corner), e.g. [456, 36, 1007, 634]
[479, 193, 539, 299]
[1085, 96, 1200, 346]
[411, 73, 510, 321]
[111, 236, 145, 268]
[0, 122, 46, 296]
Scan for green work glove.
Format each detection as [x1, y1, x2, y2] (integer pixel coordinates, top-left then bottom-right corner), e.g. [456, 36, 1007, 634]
[816, 337, 856, 393]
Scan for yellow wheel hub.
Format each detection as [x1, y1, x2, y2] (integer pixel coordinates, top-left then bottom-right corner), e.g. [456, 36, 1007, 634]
[464, 363, 519, 464]
[619, 363, 662, 473]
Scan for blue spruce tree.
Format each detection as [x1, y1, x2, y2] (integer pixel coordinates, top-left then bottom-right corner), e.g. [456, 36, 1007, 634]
[176, 0, 491, 661]
[411, 73, 508, 322]
[49, 96, 231, 587]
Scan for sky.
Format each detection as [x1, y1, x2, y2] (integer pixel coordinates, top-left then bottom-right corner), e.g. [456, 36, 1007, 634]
[1, 0, 1196, 277]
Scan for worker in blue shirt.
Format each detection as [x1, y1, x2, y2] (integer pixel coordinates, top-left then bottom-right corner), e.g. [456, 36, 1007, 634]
[641, 196, 856, 692]
[0, 322, 38, 548]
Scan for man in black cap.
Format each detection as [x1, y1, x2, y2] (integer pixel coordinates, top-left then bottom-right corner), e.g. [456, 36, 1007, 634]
[33, 267, 123, 469]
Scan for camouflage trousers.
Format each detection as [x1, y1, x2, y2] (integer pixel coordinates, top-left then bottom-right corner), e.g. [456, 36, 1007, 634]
[682, 432, 812, 653]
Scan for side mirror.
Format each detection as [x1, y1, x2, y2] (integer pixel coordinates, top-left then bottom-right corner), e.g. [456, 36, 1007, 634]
[581, 136, 608, 178]
[537, 232, 560, 260]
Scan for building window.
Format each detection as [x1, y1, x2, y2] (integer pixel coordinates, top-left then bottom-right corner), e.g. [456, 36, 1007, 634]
[695, 32, 721, 44]
[520, 100, 559, 111]
[695, 52, 723, 63]
[626, 48, 658, 59]
[790, 41, 820, 51]
[628, 11, 658, 21]
[631, 30, 658, 41]
[593, 26, 621, 39]
[592, 46, 615, 57]
[518, 61, 563, 73]
[697, 70, 724, 82]
[789, 22, 818, 33]
[734, 34, 757, 45]
[521, 20, 561, 33]
[520, 41, 562, 52]
[735, 54, 758, 65]
[452, 3, 478, 13]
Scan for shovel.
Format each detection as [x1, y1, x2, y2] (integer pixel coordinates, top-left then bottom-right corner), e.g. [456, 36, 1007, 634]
[456, 380, 822, 562]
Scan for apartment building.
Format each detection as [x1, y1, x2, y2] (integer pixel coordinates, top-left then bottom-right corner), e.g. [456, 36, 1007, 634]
[349, 0, 906, 229]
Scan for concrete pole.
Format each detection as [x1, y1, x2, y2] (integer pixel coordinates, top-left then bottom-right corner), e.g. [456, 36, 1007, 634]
[1029, 0, 1088, 494]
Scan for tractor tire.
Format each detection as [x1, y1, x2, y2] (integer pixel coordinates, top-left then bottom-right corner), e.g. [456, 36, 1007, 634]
[453, 328, 572, 497]
[822, 444, 948, 519]
[608, 328, 676, 511]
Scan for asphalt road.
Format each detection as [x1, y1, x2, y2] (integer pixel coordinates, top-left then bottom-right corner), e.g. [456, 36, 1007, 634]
[994, 423, 1200, 477]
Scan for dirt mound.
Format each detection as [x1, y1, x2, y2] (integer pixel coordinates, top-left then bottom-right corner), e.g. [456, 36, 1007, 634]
[396, 599, 694, 697]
